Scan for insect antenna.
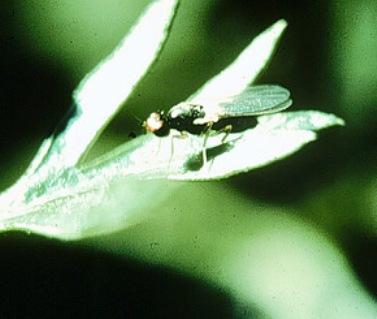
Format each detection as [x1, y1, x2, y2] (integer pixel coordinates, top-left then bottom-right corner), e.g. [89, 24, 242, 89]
[130, 111, 143, 125]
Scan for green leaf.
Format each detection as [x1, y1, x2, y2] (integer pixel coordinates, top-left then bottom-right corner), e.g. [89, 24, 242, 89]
[0, 0, 180, 237]
[0, 16, 344, 240]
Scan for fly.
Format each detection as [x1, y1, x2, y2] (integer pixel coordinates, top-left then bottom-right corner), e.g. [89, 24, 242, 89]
[143, 84, 292, 164]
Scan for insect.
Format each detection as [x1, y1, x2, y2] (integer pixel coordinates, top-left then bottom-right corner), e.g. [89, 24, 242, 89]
[143, 84, 292, 164]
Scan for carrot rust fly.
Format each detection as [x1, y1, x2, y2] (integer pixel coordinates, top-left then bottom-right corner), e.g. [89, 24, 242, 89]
[143, 84, 292, 165]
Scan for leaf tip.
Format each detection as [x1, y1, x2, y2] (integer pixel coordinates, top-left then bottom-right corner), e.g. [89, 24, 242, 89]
[336, 117, 346, 126]
[271, 19, 288, 35]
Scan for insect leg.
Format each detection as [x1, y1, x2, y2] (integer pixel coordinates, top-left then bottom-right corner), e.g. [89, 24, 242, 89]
[203, 123, 232, 170]
[155, 137, 162, 158]
[169, 135, 174, 166]
[220, 124, 232, 143]
[169, 131, 188, 167]
[201, 122, 214, 167]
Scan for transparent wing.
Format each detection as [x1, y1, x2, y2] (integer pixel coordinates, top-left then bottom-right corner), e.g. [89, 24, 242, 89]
[217, 85, 292, 117]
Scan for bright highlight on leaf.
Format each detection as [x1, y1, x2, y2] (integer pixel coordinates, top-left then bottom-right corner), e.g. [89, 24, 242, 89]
[0, 0, 343, 240]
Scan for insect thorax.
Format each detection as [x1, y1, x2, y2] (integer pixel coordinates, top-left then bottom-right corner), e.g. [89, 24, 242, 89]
[167, 103, 206, 134]
[168, 103, 205, 120]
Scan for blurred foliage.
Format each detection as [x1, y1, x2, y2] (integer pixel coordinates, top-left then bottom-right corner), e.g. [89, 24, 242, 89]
[331, 0, 377, 122]
[0, 0, 376, 318]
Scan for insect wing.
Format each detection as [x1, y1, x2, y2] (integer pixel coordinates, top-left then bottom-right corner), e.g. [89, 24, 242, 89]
[217, 85, 291, 118]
